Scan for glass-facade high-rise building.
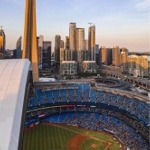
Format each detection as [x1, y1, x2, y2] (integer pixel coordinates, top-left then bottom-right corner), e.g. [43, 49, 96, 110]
[14, 36, 22, 59]
[76, 28, 85, 63]
[42, 41, 51, 69]
[38, 35, 44, 66]
[88, 25, 95, 61]
[0, 27, 5, 59]
[54, 35, 61, 64]
[69, 23, 76, 60]
[65, 36, 69, 50]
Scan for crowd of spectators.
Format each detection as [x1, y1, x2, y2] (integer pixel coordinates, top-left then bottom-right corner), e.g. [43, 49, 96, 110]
[27, 83, 149, 126]
[25, 83, 149, 150]
[43, 112, 148, 150]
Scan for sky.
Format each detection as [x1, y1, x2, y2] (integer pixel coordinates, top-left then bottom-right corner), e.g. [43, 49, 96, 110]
[0, 0, 149, 52]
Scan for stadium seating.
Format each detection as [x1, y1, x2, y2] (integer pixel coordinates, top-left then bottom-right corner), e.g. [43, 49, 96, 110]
[42, 112, 148, 150]
[26, 83, 149, 150]
[28, 83, 149, 126]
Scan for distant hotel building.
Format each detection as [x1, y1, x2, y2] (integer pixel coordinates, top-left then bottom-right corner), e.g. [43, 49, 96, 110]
[138, 55, 149, 77]
[60, 48, 71, 63]
[128, 55, 149, 77]
[60, 61, 77, 75]
[81, 61, 97, 73]
[128, 55, 138, 75]
[0, 27, 5, 59]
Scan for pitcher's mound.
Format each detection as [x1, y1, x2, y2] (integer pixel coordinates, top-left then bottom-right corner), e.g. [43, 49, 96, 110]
[91, 144, 97, 149]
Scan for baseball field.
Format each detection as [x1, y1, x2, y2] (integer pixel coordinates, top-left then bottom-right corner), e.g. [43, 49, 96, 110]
[22, 123, 123, 150]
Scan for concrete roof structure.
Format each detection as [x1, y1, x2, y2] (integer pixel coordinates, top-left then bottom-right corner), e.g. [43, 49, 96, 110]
[0, 59, 30, 150]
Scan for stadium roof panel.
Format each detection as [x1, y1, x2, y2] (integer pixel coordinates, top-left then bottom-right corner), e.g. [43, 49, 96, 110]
[0, 59, 30, 150]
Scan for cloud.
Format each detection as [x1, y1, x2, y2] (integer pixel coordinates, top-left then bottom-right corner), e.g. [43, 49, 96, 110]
[135, 0, 150, 11]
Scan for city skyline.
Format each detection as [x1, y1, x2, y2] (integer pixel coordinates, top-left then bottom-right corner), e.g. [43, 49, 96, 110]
[0, 0, 149, 52]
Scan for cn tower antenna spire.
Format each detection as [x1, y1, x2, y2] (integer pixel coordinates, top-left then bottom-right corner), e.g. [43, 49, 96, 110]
[22, 0, 39, 82]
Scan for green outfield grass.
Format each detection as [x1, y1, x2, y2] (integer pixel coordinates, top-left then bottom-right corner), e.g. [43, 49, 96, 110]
[22, 123, 123, 150]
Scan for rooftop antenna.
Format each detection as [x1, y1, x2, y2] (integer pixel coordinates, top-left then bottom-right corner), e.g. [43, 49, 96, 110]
[88, 22, 95, 26]
[88, 22, 92, 26]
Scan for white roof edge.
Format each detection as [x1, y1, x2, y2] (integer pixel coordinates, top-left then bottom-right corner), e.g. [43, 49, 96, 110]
[0, 59, 30, 150]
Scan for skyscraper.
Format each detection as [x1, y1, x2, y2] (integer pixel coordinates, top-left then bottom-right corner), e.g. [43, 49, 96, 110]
[54, 35, 61, 64]
[99, 47, 112, 66]
[64, 49, 71, 61]
[128, 55, 138, 75]
[84, 40, 88, 51]
[95, 44, 99, 65]
[112, 46, 121, 67]
[37, 35, 44, 65]
[60, 40, 64, 49]
[0, 26, 5, 59]
[65, 36, 69, 50]
[15, 36, 22, 58]
[60, 48, 65, 63]
[138, 55, 149, 77]
[76, 28, 85, 63]
[100, 47, 108, 65]
[120, 48, 128, 73]
[88, 25, 95, 61]
[69, 23, 76, 60]
[22, 0, 39, 82]
[107, 48, 112, 65]
[61, 36, 71, 62]
[42, 41, 51, 69]
[38, 35, 44, 47]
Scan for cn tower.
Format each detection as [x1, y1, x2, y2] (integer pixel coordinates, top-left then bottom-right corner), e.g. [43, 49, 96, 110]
[22, 0, 39, 82]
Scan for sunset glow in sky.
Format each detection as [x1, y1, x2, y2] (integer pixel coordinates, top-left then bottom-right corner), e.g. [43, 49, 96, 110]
[0, 0, 149, 52]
